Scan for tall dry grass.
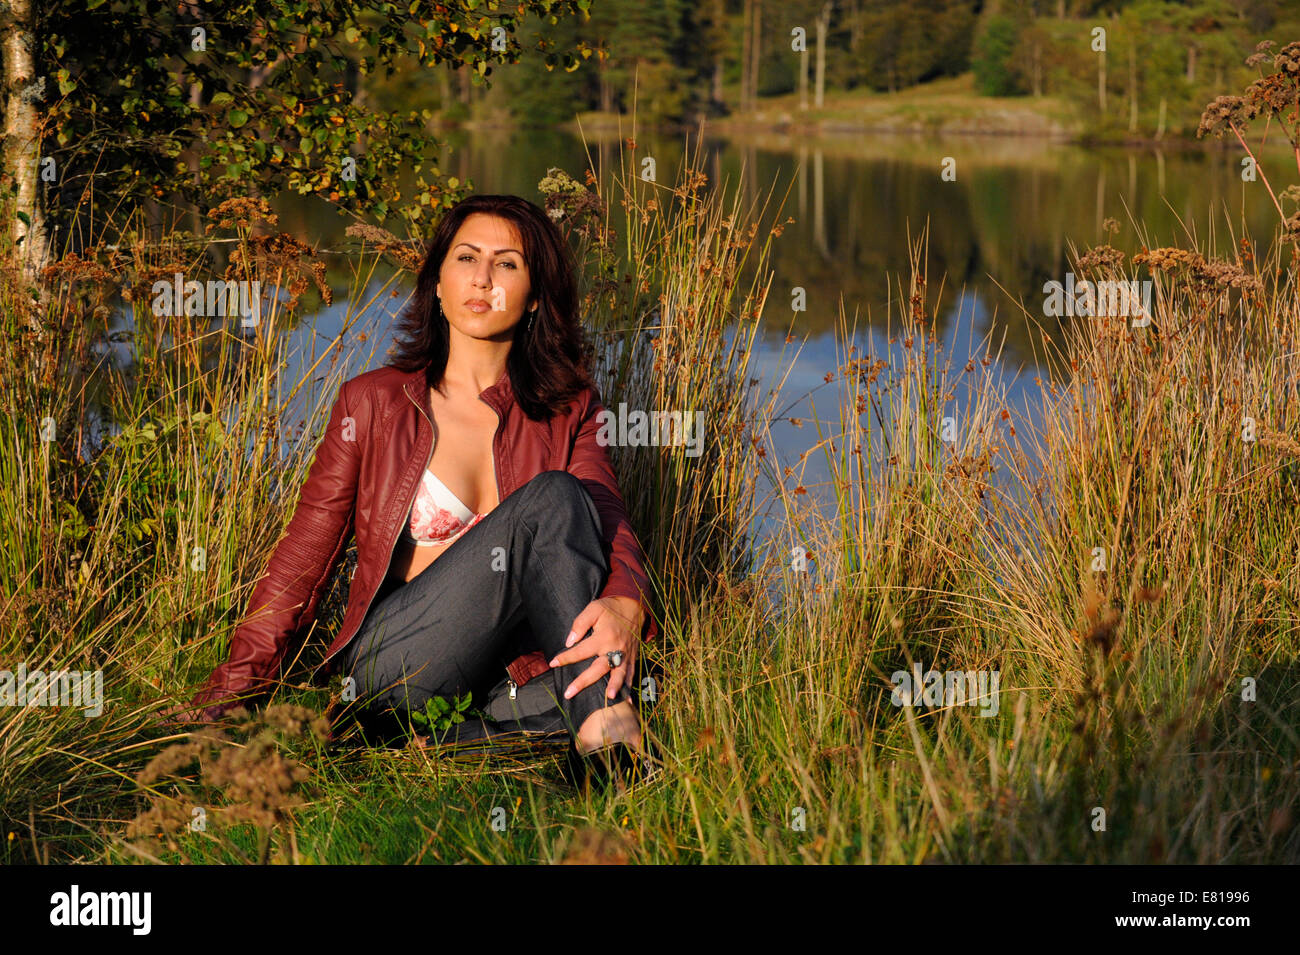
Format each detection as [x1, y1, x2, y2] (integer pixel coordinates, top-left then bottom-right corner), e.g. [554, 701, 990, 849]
[1, 124, 1296, 863]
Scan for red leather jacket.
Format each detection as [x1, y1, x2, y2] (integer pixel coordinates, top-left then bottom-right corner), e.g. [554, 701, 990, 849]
[187, 362, 658, 720]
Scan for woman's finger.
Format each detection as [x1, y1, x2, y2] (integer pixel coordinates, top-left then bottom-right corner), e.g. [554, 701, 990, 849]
[549, 632, 599, 669]
[565, 601, 603, 648]
[606, 658, 627, 699]
[562, 656, 609, 700]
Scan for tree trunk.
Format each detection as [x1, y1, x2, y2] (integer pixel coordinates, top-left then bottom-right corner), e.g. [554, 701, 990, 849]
[2, 0, 51, 334]
[799, 44, 808, 111]
[1098, 45, 1106, 115]
[741, 0, 751, 113]
[1186, 44, 1196, 84]
[750, 0, 762, 110]
[345, 56, 366, 111]
[712, 0, 725, 112]
[815, 1, 830, 109]
[1128, 40, 1138, 134]
[184, 78, 203, 233]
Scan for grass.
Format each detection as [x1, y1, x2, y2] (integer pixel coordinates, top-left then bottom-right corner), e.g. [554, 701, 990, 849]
[582, 72, 1084, 139]
[1, 115, 1299, 863]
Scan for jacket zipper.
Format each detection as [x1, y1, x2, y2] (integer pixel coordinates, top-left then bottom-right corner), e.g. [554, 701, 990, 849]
[322, 380, 432, 668]
[479, 389, 512, 694]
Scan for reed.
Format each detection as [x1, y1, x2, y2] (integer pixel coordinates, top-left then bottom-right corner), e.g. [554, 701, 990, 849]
[2, 122, 1297, 864]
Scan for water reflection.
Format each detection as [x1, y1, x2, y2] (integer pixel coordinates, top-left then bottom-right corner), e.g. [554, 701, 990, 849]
[119, 129, 1289, 547]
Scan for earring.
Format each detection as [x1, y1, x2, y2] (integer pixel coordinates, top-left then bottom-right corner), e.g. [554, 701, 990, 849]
[527, 307, 536, 332]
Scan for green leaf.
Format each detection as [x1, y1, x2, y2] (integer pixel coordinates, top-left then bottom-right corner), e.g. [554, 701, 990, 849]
[16, 211, 30, 228]
[210, 92, 234, 107]
[282, 93, 298, 110]
[228, 109, 249, 129]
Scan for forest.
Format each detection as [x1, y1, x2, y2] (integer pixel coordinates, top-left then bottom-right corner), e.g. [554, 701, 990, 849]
[436, 0, 1300, 139]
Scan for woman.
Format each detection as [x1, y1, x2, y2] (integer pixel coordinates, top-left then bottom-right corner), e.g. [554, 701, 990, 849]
[173, 195, 658, 776]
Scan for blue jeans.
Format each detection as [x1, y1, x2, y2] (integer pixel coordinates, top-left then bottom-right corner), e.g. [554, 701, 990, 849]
[338, 470, 638, 747]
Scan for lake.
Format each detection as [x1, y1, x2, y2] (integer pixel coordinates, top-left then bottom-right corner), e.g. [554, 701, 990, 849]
[134, 126, 1293, 555]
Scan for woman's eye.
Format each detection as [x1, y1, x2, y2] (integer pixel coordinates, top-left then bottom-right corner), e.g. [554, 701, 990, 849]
[458, 254, 516, 269]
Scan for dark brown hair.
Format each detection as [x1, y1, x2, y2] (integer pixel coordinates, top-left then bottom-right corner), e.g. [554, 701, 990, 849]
[386, 194, 593, 421]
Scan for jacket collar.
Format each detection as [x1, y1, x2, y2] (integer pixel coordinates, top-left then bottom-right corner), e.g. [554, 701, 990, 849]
[411, 362, 514, 413]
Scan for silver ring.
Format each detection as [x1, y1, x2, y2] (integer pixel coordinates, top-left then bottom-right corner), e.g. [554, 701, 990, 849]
[605, 650, 624, 668]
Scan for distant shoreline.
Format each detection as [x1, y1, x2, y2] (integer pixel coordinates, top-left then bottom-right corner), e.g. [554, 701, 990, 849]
[458, 73, 1284, 152]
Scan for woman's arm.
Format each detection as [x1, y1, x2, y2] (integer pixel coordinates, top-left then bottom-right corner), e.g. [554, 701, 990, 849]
[182, 378, 363, 720]
[566, 385, 658, 641]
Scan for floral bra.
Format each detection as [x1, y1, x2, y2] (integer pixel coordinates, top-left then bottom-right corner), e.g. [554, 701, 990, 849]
[403, 469, 486, 547]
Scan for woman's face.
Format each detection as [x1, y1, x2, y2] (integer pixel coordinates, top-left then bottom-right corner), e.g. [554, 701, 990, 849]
[435, 213, 535, 344]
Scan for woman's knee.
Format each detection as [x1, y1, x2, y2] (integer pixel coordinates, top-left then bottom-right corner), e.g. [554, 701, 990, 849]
[518, 470, 600, 528]
[524, 469, 585, 500]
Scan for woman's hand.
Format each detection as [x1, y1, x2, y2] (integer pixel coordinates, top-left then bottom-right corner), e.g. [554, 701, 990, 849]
[548, 595, 645, 701]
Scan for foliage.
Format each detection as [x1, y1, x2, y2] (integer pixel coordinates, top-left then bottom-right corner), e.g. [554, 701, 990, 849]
[972, 15, 1026, 96]
[3, 86, 1300, 868]
[409, 692, 476, 735]
[31, 0, 598, 242]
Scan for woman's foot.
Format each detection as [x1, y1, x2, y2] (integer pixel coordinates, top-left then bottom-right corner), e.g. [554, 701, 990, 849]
[575, 699, 641, 756]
